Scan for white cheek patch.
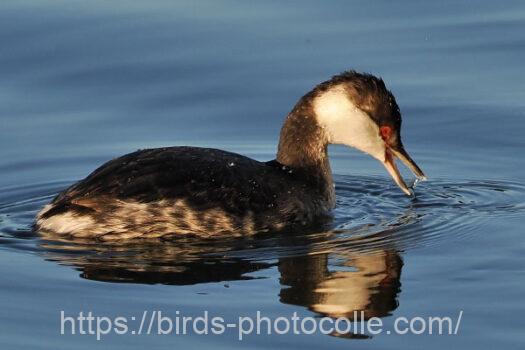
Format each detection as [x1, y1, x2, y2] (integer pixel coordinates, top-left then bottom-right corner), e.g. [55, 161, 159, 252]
[313, 86, 386, 161]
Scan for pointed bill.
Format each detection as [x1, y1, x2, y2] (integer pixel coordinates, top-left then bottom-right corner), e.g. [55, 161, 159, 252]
[383, 149, 412, 195]
[391, 145, 427, 181]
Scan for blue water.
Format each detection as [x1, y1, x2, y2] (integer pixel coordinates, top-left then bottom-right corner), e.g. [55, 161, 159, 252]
[1, 0, 525, 348]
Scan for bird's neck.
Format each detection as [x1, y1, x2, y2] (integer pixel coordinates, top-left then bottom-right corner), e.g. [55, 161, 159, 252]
[276, 107, 335, 207]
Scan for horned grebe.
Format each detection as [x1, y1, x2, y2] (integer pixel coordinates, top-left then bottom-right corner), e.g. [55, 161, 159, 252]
[36, 71, 426, 240]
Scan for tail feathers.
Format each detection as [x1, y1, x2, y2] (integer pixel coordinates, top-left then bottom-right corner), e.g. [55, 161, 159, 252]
[35, 201, 97, 236]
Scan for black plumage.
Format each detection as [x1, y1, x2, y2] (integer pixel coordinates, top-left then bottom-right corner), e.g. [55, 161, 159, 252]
[38, 147, 333, 239]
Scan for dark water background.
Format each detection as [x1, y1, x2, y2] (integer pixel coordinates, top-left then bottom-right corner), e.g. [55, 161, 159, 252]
[1, 0, 524, 348]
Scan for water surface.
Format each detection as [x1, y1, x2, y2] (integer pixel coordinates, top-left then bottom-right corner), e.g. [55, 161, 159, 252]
[1, 1, 524, 349]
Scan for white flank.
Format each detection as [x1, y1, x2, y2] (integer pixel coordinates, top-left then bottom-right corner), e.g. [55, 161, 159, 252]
[37, 212, 95, 235]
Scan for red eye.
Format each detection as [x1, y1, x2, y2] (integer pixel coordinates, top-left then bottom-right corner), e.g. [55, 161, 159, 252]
[380, 126, 392, 141]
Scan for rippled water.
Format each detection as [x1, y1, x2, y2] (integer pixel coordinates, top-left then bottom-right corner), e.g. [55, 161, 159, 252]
[1, 0, 525, 349]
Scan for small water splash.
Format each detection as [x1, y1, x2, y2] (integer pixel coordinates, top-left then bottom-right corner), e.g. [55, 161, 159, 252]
[410, 176, 423, 190]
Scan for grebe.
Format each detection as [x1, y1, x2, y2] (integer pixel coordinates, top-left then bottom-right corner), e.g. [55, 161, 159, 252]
[36, 71, 426, 240]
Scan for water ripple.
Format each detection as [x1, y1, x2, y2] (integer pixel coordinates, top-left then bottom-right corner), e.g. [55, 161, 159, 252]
[1, 176, 523, 261]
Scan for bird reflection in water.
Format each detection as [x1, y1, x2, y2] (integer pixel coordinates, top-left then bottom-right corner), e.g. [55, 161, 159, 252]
[279, 249, 402, 338]
[39, 227, 403, 339]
